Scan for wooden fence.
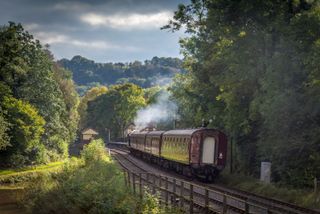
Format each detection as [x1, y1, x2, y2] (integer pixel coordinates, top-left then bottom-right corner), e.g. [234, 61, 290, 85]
[122, 170, 275, 214]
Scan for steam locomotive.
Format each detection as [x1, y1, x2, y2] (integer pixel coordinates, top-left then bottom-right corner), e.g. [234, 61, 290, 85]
[128, 128, 227, 182]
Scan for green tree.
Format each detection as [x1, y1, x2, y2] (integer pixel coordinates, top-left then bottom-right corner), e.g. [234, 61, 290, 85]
[78, 86, 108, 130]
[0, 22, 80, 165]
[86, 83, 145, 139]
[52, 62, 80, 144]
[1, 97, 45, 166]
[166, 0, 320, 186]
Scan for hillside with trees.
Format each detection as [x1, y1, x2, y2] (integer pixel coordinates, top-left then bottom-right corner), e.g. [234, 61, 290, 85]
[58, 55, 184, 95]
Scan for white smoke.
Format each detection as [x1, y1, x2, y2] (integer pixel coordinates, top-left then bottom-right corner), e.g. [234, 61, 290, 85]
[151, 76, 173, 86]
[134, 91, 178, 130]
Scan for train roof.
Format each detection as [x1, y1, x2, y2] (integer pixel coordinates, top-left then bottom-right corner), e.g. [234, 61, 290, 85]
[163, 128, 204, 136]
[146, 131, 165, 136]
[162, 128, 222, 136]
[130, 128, 222, 137]
[130, 130, 149, 136]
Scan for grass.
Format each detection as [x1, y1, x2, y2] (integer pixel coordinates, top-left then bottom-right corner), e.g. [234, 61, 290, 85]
[0, 161, 66, 185]
[0, 161, 65, 176]
[217, 172, 320, 210]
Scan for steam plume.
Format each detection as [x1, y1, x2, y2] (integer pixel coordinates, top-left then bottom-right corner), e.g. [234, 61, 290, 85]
[134, 91, 178, 131]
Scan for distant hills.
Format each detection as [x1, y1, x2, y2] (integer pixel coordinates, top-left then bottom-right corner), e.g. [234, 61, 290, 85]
[58, 55, 184, 95]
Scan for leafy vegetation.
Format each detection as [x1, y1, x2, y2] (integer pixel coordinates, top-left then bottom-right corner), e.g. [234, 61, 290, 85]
[78, 86, 108, 130]
[165, 0, 320, 187]
[0, 22, 79, 167]
[19, 139, 180, 214]
[217, 173, 320, 209]
[85, 83, 146, 139]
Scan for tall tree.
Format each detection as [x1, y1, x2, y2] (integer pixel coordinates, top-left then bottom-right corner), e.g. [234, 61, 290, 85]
[86, 83, 145, 139]
[166, 0, 320, 186]
[0, 22, 80, 166]
[78, 86, 108, 130]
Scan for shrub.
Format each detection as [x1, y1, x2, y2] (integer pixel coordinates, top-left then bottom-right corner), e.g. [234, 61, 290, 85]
[20, 142, 182, 213]
[21, 154, 135, 213]
[80, 139, 110, 164]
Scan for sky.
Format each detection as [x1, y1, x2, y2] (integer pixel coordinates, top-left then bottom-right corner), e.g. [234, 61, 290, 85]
[0, 0, 189, 62]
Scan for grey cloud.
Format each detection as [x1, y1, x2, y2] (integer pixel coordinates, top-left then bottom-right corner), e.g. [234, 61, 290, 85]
[0, 0, 189, 62]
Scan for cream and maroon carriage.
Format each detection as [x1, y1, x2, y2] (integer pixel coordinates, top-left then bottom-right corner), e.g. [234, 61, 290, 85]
[129, 128, 227, 182]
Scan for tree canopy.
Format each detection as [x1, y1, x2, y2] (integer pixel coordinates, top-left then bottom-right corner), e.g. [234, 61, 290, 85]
[166, 0, 320, 187]
[0, 22, 79, 166]
[85, 83, 146, 140]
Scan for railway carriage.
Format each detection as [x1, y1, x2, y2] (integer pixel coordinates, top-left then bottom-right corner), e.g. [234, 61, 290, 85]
[129, 128, 227, 182]
[128, 131, 148, 157]
[145, 131, 164, 156]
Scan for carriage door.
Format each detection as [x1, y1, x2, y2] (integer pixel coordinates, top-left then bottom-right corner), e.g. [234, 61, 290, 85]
[202, 137, 216, 164]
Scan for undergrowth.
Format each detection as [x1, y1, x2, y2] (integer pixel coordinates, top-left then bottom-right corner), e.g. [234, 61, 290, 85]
[217, 172, 320, 210]
[18, 139, 181, 214]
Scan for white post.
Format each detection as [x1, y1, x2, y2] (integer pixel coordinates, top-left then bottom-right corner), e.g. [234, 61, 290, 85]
[260, 162, 271, 183]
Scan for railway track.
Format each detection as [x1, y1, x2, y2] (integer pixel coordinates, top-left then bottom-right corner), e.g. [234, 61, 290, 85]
[108, 145, 320, 214]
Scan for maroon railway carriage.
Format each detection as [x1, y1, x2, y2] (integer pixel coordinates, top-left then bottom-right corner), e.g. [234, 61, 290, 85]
[129, 128, 227, 182]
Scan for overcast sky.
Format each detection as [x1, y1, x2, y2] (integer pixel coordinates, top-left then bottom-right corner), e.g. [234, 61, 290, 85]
[0, 0, 189, 62]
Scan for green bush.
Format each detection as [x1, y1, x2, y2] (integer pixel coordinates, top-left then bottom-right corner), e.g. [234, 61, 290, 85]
[22, 159, 135, 214]
[140, 189, 182, 214]
[21, 143, 129, 213]
[20, 143, 181, 213]
[80, 139, 110, 164]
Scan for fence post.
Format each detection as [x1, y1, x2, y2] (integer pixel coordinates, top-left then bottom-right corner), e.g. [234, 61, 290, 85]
[128, 171, 131, 189]
[222, 193, 227, 214]
[314, 177, 318, 193]
[189, 184, 193, 214]
[139, 173, 142, 199]
[180, 181, 184, 208]
[173, 179, 176, 204]
[245, 200, 249, 214]
[165, 177, 169, 205]
[123, 169, 127, 187]
[205, 189, 209, 214]
[152, 174, 156, 194]
[133, 173, 136, 194]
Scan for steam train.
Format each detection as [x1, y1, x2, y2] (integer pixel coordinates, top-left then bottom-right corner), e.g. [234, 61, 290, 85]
[128, 128, 227, 182]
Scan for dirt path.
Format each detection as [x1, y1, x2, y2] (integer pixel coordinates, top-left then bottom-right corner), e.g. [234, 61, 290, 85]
[0, 189, 25, 214]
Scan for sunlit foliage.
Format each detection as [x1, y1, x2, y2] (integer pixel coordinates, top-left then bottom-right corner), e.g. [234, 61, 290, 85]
[0, 22, 79, 166]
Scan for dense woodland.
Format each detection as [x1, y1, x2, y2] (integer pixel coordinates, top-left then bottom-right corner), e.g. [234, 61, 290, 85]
[58, 55, 184, 95]
[164, 0, 320, 187]
[0, 23, 79, 167]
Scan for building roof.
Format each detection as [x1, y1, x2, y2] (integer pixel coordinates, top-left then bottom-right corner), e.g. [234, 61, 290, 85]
[82, 128, 99, 135]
